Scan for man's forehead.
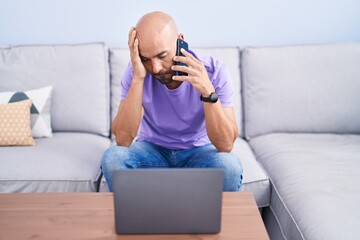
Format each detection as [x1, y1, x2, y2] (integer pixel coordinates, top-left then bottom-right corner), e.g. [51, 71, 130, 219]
[138, 38, 173, 58]
[139, 49, 168, 59]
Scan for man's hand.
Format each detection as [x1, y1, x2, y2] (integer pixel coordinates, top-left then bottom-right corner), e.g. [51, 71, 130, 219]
[172, 48, 215, 96]
[128, 27, 147, 80]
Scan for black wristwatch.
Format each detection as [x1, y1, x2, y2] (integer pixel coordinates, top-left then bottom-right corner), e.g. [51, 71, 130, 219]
[200, 92, 218, 103]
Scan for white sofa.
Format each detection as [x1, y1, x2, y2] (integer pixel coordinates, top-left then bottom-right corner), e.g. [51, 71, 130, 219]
[1, 42, 359, 239]
[242, 43, 360, 240]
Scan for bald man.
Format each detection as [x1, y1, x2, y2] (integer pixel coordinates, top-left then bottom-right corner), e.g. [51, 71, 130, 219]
[101, 11, 243, 191]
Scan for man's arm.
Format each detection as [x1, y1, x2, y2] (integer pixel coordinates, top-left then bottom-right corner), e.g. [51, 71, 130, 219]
[203, 104, 238, 152]
[112, 27, 147, 147]
[112, 83, 144, 147]
[172, 49, 238, 152]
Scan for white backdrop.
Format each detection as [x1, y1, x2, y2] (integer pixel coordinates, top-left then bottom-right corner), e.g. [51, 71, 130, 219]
[0, 0, 359, 48]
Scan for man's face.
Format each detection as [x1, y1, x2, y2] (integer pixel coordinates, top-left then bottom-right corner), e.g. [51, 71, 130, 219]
[138, 33, 177, 85]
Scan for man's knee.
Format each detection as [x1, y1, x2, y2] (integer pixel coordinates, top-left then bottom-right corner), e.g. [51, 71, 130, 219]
[101, 141, 161, 171]
[101, 145, 130, 172]
[218, 153, 243, 191]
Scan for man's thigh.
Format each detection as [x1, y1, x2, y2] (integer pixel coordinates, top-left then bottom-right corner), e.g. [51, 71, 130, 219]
[182, 144, 243, 191]
[182, 144, 236, 167]
[101, 141, 170, 191]
[105, 141, 170, 169]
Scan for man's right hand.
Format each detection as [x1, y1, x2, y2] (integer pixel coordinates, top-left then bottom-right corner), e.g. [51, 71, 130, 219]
[128, 27, 147, 80]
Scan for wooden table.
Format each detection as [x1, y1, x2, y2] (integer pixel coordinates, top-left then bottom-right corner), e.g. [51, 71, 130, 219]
[0, 192, 269, 240]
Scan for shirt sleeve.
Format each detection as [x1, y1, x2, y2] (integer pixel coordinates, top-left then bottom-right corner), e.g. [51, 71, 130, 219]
[212, 63, 234, 107]
[120, 62, 134, 100]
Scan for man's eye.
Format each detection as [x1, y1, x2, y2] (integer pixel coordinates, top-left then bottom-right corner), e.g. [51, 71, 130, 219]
[141, 57, 149, 62]
[159, 54, 167, 59]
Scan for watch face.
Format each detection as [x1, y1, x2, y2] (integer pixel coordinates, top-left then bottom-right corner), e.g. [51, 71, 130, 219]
[200, 92, 218, 103]
[210, 92, 218, 102]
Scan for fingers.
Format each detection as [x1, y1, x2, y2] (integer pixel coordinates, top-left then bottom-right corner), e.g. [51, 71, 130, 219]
[173, 49, 200, 66]
[128, 27, 135, 48]
[127, 27, 145, 77]
[133, 38, 139, 54]
[172, 74, 189, 82]
[173, 55, 187, 64]
[172, 49, 208, 86]
[171, 64, 195, 75]
[171, 72, 201, 85]
[180, 48, 199, 62]
[179, 48, 191, 57]
[128, 27, 140, 56]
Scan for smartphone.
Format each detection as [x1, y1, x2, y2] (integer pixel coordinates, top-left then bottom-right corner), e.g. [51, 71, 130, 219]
[174, 39, 189, 76]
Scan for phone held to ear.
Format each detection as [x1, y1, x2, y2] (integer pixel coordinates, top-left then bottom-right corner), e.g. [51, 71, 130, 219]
[175, 39, 189, 76]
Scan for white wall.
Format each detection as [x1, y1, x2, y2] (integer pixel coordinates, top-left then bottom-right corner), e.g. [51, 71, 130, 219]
[0, 0, 359, 48]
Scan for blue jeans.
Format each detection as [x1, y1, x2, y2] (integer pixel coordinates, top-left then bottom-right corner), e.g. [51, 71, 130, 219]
[101, 141, 243, 192]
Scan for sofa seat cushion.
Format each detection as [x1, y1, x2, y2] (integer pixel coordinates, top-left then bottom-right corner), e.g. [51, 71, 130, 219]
[99, 138, 271, 207]
[232, 137, 270, 207]
[0, 132, 111, 192]
[250, 133, 360, 240]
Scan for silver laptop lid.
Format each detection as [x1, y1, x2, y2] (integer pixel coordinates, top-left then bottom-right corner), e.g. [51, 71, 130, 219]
[113, 168, 224, 234]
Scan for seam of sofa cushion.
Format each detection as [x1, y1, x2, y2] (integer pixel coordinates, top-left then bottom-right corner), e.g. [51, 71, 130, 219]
[269, 205, 288, 240]
[0, 180, 98, 183]
[102, 43, 111, 137]
[257, 203, 270, 208]
[0, 180, 97, 192]
[239, 49, 247, 139]
[271, 178, 305, 240]
[244, 183, 271, 207]
[242, 178, 269, 184]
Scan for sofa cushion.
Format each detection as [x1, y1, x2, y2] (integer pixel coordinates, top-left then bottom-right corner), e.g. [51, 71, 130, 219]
[0, 43, 110, 137]
[109, 47, 243, 137]
[0, 99, 35, 146]
[233, 137, 270, 207]
[250, 133, 360, 240]
[242, 42, 360, 139]
[0, 132, 111, 192]
[0, 86, 53, 138]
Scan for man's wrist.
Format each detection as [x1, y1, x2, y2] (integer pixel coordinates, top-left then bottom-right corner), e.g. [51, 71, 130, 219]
[132, 75, 146, 83]
[200, 92, 218, 103]
[201, 86, 215, 98]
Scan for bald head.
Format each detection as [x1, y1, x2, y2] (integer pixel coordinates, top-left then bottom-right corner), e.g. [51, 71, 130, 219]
[136, 11, 178, 42]
[135, 12, 180, 58]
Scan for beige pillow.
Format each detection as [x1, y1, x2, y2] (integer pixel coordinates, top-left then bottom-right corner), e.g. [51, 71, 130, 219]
[0, 99, 35, 146]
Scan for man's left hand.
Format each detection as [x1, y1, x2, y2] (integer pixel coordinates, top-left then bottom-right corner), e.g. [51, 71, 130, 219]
[172, 49, 215, 97]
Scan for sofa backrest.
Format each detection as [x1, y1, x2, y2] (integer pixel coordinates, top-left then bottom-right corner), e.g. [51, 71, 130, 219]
[242, 42, 360, 139]
[109, 47, 243, 137]
[0, 43, 110, 137]
[109, 48, 129, 136]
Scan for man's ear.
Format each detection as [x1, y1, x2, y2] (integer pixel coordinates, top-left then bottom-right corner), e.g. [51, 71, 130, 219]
[178, 33, 184, 40]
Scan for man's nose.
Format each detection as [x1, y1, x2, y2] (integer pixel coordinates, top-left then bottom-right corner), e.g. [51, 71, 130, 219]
[151, 59, 162, 73]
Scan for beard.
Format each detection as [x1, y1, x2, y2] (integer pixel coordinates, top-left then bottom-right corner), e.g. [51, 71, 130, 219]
[153, 70, 174, 85]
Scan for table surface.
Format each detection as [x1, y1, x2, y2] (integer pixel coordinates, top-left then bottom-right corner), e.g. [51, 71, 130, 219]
[0, 192, 269, 240]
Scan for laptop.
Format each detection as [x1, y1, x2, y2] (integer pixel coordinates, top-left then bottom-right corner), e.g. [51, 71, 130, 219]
[112, 168, 224, 234]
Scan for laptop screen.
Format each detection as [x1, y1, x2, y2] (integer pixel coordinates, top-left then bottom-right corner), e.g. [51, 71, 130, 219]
[113, 168, 224, 234]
